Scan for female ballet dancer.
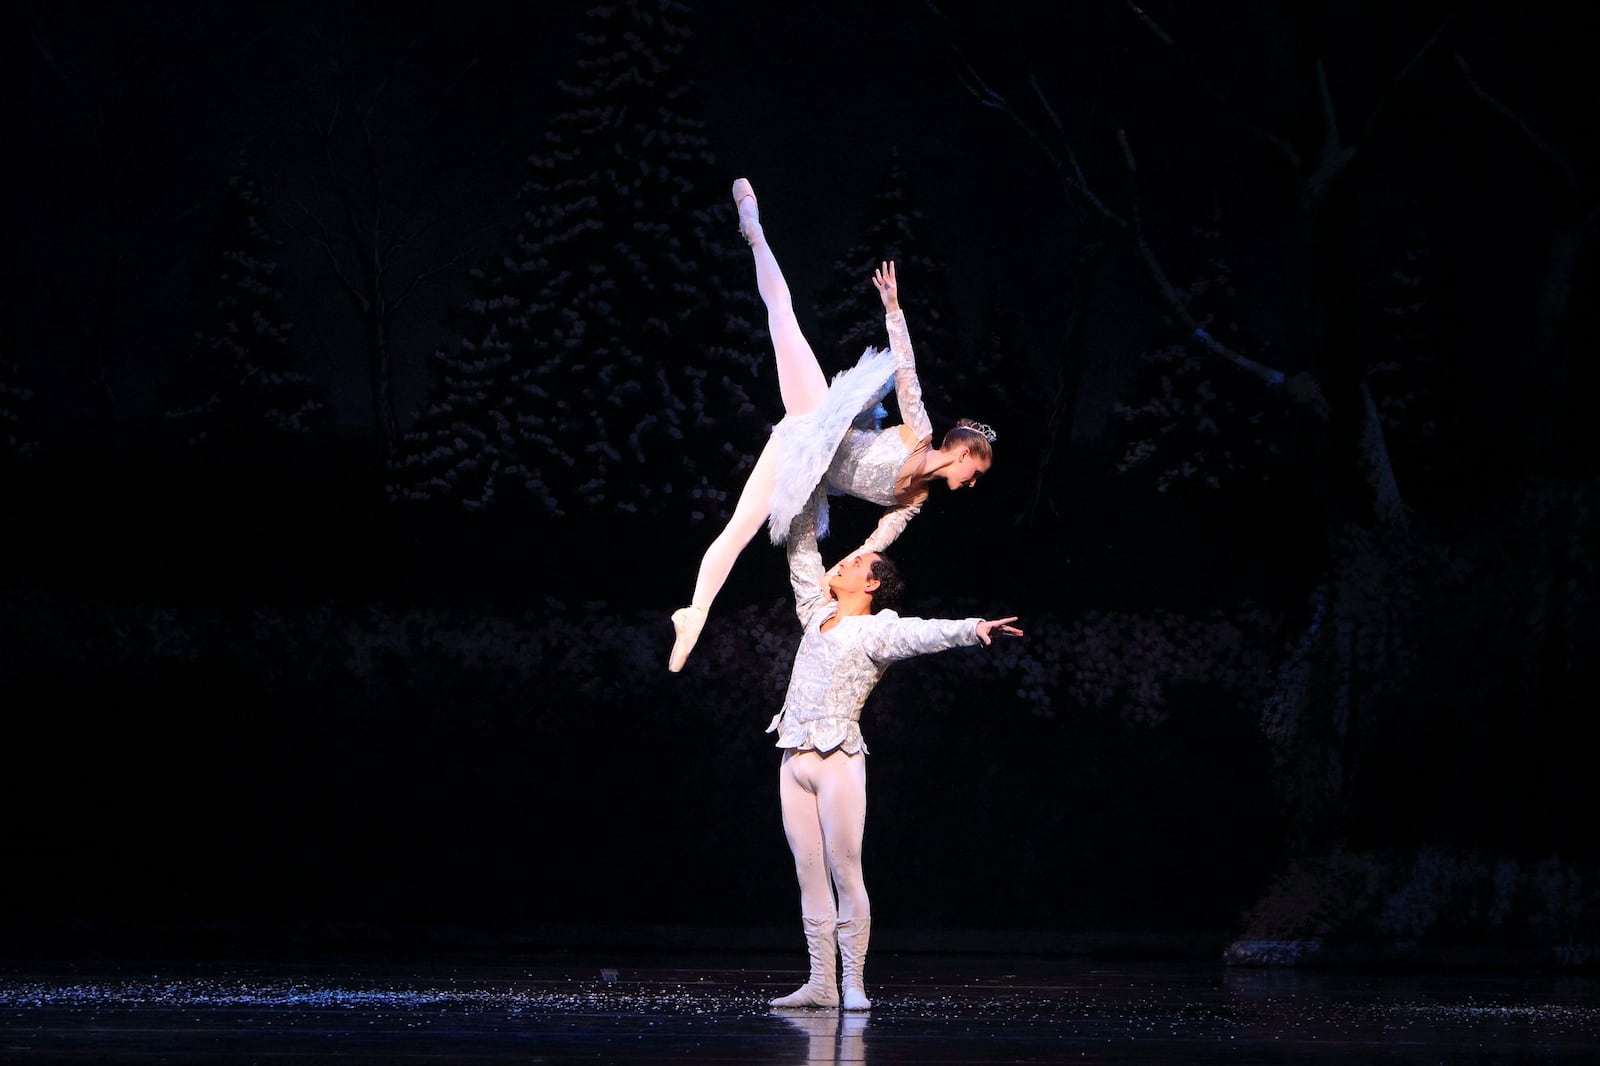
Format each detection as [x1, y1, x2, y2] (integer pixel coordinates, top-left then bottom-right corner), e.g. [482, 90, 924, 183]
[765, 489, 1023, 1009]
[669, 178, 997, 672]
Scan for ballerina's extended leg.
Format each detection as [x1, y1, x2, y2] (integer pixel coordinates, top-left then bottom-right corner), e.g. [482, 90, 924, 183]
[734, 179, 828, 416]
[667, 180, 833, 672]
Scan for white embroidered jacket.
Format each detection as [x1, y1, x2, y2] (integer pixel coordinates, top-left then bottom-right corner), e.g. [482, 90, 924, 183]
[765, 494, 981, 754]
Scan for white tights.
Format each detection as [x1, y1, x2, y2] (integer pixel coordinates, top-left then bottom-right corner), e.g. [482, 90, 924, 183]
[688, 226, 829, 612]
[778, 749, 870, 922]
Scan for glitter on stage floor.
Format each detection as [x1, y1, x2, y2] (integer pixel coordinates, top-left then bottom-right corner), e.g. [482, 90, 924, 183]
[3, 952, 1597, 1063]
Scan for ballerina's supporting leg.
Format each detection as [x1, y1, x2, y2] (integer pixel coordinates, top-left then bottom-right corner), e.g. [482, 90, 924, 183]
[668, 442, 781, 672]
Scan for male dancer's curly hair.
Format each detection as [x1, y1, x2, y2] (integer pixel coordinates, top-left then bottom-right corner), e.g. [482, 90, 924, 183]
[868, 556, 905, 614]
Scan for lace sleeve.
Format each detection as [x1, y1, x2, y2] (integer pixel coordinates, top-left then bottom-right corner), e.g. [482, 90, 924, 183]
[853, 500, 922, 557]
[787, 490, 829, 627]
[885, 310, 933, 442]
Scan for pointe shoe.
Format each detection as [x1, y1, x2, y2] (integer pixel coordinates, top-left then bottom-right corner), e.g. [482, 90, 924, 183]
[668, 606, 707, 672]
[731, 178, 760, 245]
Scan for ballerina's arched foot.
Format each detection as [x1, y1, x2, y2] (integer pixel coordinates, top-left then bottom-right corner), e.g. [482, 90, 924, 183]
[731, 178, 760, 246]
[668, 606, 707, 673]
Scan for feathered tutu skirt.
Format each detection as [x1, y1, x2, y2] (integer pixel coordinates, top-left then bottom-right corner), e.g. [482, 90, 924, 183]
[765, 346, 897, 545]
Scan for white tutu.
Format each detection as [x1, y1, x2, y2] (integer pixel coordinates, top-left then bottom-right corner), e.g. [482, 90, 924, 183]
[765, 347, 897, 544]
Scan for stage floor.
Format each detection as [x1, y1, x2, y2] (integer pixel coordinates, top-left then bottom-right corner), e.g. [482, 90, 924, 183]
[3, 948, 1597, 1063]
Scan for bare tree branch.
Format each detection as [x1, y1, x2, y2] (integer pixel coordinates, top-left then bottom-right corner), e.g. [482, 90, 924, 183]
[1120, 0, 1301, 173]
[950, 44, 1126, 226]
[1121, 1, 1173, 47]
[391, 252, 468, 316]
[1454, 52, 1582, 200]
[1126, 1, 1454, 192]
[308, 233, 354, 299]
[1116, 129, 1297, 396]
[1027, 72, 1098, 201]
[1346, 14, 1457, 156]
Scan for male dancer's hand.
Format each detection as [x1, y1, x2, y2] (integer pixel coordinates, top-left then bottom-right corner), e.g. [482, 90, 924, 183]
[976, 617, 1024, 644]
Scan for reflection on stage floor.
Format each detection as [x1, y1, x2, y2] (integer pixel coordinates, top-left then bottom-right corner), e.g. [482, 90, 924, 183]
[3, 948, 1597, 1063]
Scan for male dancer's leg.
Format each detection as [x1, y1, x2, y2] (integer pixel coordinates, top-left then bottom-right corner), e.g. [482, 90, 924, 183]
[774, 749, 848, 1008]
[779, 751, 840, 920]
[814, 752, 870, 920]
[779, 750, 869, 919]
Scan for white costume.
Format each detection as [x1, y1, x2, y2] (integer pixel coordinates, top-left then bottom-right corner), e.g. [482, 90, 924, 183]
[766, 493, 981, 1011]
[669, 179, 943, 675]
[767, 488, 981, 753]
[765, 309, 935, 555]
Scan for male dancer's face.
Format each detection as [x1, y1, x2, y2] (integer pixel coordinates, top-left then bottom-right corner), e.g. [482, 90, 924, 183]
[828, 553, 881, 600]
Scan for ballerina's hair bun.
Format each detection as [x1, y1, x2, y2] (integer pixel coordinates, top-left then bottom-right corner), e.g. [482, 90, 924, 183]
[954, 419, 997, 444]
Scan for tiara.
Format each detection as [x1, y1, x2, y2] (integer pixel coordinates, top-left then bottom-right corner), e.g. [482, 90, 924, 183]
[963, 420, 997, 444]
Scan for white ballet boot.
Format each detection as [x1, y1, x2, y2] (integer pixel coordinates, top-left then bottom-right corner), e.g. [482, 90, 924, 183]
[731, 178, 761, 246]
[770, 915, 840, 1008]
[668, 605, 706, 673]
[837, 916, 872, 1010]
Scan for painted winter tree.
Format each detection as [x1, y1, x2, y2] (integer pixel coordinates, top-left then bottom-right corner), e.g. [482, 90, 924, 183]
[267, 5, 516, 463]
[162, 160, 330, 452]
[390, 0, 765, 525]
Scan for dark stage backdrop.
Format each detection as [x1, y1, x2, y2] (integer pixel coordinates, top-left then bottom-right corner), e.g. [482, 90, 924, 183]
[4, 1, 1598, 967]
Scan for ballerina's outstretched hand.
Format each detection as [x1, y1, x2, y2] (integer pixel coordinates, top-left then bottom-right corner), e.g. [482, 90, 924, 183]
[872, 261, 899, 314]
